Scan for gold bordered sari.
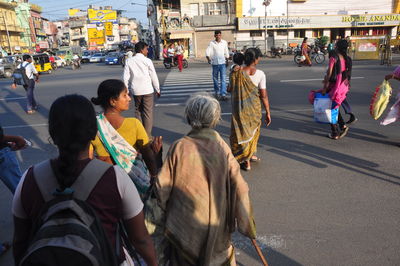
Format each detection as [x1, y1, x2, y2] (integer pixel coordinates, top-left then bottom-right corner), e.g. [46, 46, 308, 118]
[229, 70, 262, 163]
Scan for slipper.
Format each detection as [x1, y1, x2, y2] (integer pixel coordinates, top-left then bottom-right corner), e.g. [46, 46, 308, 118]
[26, 110, 35, 115]
[240, 161, 251, 171]
[327, 133, 339, 140]
[0, 242, 10, 256]
[250, 156, 261, 162]
[339, 127, 349, 139]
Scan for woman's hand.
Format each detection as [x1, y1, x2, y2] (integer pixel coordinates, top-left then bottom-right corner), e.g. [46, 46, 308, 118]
[385, 74, 393, 81]
[265, 114, 271, 127]
[151, 136, 163, 154]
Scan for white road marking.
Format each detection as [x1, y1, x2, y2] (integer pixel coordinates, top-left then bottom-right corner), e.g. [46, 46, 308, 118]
[2, 123, 48, 129]
[0, 97, 25, 101]
[280, 77, 364, 82]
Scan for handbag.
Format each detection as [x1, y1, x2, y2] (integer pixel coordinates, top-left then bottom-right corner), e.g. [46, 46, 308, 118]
[313, 93, 339, 124]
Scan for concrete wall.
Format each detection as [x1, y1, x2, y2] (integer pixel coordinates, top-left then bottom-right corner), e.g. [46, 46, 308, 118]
[195, 29, 234, 57]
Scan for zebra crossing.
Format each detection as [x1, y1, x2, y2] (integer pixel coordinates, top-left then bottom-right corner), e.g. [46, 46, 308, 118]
[156, 68, 229, 106]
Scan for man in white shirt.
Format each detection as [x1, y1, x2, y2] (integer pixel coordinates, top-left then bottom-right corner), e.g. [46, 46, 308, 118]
[12, 55, 39, 114]
[206, 30, 230, 101]
[123, 41, 160, 136]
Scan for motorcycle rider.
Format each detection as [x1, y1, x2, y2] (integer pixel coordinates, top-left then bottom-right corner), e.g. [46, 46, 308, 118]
[72, 53, 81, 68]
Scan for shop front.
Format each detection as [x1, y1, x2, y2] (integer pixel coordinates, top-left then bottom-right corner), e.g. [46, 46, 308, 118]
[237, 13, 400, 52]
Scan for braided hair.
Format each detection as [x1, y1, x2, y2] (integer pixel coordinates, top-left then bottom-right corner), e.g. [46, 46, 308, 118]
[49, 94, 97, 190]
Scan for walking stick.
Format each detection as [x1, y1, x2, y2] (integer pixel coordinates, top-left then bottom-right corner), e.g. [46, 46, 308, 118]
[251, 239, 268, 266]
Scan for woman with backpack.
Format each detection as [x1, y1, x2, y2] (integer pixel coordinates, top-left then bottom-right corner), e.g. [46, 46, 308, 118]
[12, 94, 157, 266]
[322, 39, 353, 140]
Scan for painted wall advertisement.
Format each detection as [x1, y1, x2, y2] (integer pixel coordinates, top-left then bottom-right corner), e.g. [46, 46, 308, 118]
[88, 9, 117, 23]
[238, 14, 400, 30]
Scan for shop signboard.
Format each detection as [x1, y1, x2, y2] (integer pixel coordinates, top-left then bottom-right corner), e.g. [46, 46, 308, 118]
[354, 39, 380, 60]
[238, 14, 400, 31]
[88, 9, 117, 23]
[105, 22, 113, 36]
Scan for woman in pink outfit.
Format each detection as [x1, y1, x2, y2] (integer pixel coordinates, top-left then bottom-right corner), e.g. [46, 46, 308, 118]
[322, 39, 353, 140]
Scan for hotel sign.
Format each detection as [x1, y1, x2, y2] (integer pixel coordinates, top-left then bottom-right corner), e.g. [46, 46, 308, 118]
[238, 14, 400, 31]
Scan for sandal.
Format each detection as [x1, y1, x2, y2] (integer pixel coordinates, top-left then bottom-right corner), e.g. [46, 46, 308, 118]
[26, 110, 35, 115]
[0, 242, 10, 257]
[327, 133, 339, 140]
[250, 155, 261, 162]
[339, 127, 349, 139]
[240, 161, 251, 171]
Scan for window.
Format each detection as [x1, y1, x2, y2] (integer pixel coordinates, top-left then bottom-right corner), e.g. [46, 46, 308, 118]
[351, 28, 369, 36]
[312, 29, 323, 38]
[294, 29, 305, 38]
[204, 2, 227, 15]
[250, 31, 263, 37]
[371, 27, 389, 36]
[277, 30, 287, 36]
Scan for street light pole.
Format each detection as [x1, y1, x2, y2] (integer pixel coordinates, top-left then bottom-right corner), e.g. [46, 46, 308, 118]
[286, 0, 289, 53]
[263, 0, 271, 56]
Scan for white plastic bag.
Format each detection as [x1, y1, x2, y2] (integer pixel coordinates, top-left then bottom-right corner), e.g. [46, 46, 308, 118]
[313, 93, 339, 124]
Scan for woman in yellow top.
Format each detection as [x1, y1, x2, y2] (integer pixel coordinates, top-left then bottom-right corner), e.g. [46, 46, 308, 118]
[91, 79, 161, 185]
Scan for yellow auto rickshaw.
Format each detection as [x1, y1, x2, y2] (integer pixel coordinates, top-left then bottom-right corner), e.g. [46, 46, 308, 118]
[32, 53, 53, 73]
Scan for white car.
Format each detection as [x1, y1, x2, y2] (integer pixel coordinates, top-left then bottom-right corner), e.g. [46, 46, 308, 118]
[54, 56, 66, 67]
[89, 53, 106, 63]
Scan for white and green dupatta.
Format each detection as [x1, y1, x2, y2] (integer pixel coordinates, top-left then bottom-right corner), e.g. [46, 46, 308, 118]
[96, 113, 150, 194]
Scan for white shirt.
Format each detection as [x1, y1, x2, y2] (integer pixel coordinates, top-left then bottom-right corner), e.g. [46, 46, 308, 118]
[175, 45, 184, 55]
[205, 39, 229, 65]
[249, 69, 266, 90]
[123, 53, 160, 96]
[18, 61, 37, 80]
[73, 54, 79, 60]
[167, 48, 175, 57]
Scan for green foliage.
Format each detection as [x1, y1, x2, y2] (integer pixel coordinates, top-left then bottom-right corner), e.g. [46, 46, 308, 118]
[316, 36, 329, 46]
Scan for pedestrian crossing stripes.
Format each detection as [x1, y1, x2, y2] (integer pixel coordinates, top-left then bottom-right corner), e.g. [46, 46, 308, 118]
[157, 68, 229, 105]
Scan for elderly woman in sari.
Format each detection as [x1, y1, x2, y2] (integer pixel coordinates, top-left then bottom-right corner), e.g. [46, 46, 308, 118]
[155, 94, 256, 265]
[228, 48, 271, 171]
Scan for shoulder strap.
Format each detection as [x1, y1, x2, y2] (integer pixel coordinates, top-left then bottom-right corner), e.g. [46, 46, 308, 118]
[33, 160, 58, 202]
[71, 159, 112, 201]
[33, 159, 112, 202]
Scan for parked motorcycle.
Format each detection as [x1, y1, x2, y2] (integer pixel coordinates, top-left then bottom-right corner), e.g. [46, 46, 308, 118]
[164, 56, 188, 69]
[270, 47, 282, 58]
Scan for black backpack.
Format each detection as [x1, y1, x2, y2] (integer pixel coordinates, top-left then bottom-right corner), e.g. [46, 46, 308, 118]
[19, 159, 119, 266]
[12, 63, 30, 86]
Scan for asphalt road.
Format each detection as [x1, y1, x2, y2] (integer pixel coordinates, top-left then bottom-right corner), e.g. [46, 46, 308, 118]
[1, 57, 399, 266]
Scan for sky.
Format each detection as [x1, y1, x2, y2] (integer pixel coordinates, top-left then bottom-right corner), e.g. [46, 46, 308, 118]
[30, 0, 149, 24]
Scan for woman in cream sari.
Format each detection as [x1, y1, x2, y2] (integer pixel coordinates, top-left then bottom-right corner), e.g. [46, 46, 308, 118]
[229, 48, 271, 171]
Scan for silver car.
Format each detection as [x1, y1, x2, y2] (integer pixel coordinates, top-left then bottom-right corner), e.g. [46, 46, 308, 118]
[89, 53, 106, 63]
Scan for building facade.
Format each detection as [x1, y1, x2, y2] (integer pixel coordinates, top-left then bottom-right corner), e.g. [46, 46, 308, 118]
[236, 0, 400, 52]
[156, 0, 236, 58]
[0, 1, 24, 54]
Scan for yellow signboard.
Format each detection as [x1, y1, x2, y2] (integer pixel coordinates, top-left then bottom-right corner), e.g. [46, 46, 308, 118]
[88, 9, 117, 23]
[354, 39, 380, 60]
[88, 28, 104, 44]
[68, 9, 80, 16]
[105, 22, 113, 36]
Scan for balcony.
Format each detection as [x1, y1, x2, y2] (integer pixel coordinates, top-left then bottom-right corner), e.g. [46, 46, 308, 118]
[119, 17, 129, 25]
[119, 29, 130, 35]
[192, 15, 235, 27]
[71, 33, 85, 40]
[69, 20, 86, 28]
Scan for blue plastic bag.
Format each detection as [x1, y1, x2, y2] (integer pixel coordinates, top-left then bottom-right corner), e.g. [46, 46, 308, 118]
[313, 93, 339, 124]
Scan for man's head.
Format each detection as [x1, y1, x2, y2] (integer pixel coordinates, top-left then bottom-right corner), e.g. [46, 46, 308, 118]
[214, 30, 222, 42]
[23, 54, 32, 62]
[135, 41, 148, 56]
